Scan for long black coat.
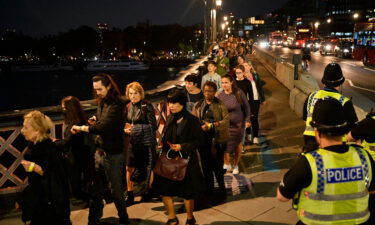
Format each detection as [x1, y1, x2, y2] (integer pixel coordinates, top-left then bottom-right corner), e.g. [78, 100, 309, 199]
[152, 110, 206, 199]
[19, 139, 70, 223]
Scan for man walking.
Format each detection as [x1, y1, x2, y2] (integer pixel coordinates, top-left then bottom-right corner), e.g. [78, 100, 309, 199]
[72, 73, 129, 225]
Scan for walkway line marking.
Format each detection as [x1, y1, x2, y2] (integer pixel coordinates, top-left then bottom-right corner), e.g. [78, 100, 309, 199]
[347, 79, 375, 94]
[363, 67, 375, 72]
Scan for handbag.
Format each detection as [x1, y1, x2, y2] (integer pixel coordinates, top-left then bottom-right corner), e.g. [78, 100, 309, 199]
[154, 149, 189, 181]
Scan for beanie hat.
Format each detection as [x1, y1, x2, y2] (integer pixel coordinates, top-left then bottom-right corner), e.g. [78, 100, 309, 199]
[322, 63, 345, 87]
[310, 98, 349, 135]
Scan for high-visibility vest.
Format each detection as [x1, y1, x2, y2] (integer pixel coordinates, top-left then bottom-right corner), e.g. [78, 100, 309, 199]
[296, 146, 372, 225]
[362, 116, 375, 159]
[304, 90, 350, 137]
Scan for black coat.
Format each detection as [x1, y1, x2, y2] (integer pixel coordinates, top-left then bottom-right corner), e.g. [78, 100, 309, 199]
[19, 139, 70, 223]
[89, 98, 125, 155]
[152, 110, 206, 199]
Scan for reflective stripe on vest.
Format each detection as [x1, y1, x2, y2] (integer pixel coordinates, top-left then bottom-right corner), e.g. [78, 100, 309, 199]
[304, 209, 369, 222]
[305, 190, 368, 201]
[297, 146, 372, 225]
[304, 90, 349, 136]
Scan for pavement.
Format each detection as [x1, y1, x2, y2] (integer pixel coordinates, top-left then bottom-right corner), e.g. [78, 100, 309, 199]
[0, 54, 304, 225]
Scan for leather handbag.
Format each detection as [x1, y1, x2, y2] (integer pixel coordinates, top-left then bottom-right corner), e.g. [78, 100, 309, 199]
[154, 149, 189, 181]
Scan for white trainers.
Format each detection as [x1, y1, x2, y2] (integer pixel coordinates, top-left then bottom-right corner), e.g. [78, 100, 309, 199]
[246, 134, 252, 142]
[253, 137, 259, 144]
[223, 164, 232, 171]
[232, 166, 239, 174]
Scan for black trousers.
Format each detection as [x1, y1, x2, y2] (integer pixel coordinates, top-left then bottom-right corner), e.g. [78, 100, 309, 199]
[88, 153, 128, 225]
[200, 136, 226, 192]
[246, 100, 261, 138]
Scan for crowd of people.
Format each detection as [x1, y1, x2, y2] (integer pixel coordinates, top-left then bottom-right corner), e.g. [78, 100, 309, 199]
[16, 35, 375, 225]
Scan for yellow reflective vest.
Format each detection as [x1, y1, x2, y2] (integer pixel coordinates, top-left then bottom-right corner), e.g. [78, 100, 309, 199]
[362, 116, 375, 159]
[296, 146, 372, 225]
[304, 90, 350, 137]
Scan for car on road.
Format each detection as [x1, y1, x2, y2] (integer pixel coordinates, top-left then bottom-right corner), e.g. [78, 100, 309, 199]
[320, 39, 339, 56]
[334, 41, 354, 58]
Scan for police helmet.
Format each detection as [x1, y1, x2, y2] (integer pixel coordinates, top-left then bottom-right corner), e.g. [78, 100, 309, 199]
[321, 62, 345, 87]
[310, 98, 349, 136]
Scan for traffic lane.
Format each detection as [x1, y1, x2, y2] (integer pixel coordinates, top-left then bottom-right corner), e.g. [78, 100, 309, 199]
[268, 46, 375, 91]
[265, 46, 375, 110]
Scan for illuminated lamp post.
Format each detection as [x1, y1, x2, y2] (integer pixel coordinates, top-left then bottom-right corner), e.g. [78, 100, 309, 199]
[314, 21, 320, 38]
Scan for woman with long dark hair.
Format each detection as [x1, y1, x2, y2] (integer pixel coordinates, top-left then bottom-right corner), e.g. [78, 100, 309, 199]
[56, 96, 91, 202]
[218, 75, 251, 174]
[152, 89, 205, 225]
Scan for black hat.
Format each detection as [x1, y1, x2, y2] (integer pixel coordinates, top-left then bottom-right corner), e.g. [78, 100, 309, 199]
[310, 98, 349, 135]
[322, 63, 345, 87]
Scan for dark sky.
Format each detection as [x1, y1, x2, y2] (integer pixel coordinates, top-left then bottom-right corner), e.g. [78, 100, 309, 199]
[0, 0, 289, 37]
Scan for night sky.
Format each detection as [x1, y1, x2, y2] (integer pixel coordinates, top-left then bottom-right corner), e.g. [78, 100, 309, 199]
[0, 0, 289, 37]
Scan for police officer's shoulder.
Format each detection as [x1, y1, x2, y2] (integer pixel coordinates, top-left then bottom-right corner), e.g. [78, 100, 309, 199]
[349, 143, 363, 149]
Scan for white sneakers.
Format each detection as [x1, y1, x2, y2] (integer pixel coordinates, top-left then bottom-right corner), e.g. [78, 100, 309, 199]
[223, 164, 239, 174]
[232, 166, 239, 174]
[253, 137, 259, 144]
[223, 164, 232, 171]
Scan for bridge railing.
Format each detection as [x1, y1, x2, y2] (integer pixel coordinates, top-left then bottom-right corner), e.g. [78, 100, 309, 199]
[0, 56, 208, 196]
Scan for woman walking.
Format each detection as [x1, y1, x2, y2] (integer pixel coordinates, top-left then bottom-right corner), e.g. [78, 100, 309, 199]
[243, 62, 266, 144]
[218, 75, 251, 174]
[124, 82, 157, 205]
[18, 111, 71, 225]
[152, 89, 205, 225]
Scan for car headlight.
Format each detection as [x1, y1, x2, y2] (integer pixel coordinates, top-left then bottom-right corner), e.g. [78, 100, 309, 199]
[343, 49, 349, 53]
[325, 45, 332, 50]
[315, 44, 321, 48]
[259, 42, 269, 48]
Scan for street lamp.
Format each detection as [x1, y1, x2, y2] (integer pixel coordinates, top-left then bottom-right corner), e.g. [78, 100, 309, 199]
[314, 22, 320, 38]
[314, 22, 320, 29]
[353, 13, 359, 19]
[216, 0, 222, 7]
[223, 16, 228, 21]
[327, 18, 332, 23]
[221, 23, 226, 30]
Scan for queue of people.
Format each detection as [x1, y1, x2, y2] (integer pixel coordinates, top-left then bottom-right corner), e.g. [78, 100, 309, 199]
[16, 35, 375, 225]
[16, 37, 266, 225]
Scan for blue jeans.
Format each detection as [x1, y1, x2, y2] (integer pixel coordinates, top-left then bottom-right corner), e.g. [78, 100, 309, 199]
[88, 153, 128, 225]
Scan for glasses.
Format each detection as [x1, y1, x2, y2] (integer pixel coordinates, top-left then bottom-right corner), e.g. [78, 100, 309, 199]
[235, 71, 243, 74]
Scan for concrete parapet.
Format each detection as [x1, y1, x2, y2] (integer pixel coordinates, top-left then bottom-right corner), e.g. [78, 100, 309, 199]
[275, 62, 294, 90]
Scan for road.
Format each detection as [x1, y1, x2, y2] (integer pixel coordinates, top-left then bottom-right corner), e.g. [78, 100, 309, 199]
[266, 45, 375, 112]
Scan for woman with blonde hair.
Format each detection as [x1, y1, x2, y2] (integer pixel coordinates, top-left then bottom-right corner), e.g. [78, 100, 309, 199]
[124, 81, 157, 205]
[18, 110, 71, 225]
[243, 62, 266, 144]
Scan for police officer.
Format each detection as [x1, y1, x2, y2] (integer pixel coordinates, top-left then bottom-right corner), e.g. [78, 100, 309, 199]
[303, 62, 358, 152]
[347, 110, 375, 223]
[347, 110, 375, 158]
[278, 99, 375, 225]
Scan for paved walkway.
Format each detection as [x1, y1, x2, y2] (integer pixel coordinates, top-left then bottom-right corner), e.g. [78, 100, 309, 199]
[0, 54, 304, 225]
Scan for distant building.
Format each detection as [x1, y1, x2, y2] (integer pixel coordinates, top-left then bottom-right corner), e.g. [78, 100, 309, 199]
[319, 0, 366, 38]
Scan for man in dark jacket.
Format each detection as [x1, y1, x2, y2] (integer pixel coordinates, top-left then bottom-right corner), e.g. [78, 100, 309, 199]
[192, 81, 229, 198]
[72, 73, 128, 225]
